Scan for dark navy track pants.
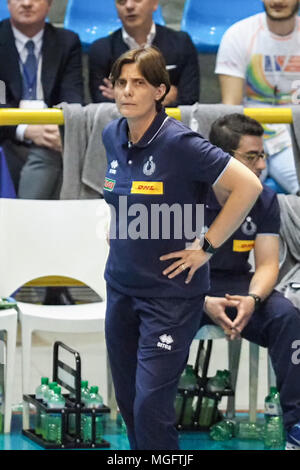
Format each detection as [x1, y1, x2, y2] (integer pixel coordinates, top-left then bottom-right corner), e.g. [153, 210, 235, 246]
[105, 284, 204, 450]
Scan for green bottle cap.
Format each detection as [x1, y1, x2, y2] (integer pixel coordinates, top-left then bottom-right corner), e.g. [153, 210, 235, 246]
[270, 386, 278, 394]
[81, 380, 88, 388]
[54, 386, 61, 395]
[49, 381, 58, 389]
[90, 386, 99, 394]
[41, 377, 49, 385]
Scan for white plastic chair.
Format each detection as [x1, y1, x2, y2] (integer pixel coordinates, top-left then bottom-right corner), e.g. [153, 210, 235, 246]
[0, 198, 110, 428]
[0, 309, 18, 433]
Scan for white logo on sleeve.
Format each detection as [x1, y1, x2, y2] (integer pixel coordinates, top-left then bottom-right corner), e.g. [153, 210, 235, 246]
[109, 160, 119, 175]
[157, 334, 174, 351]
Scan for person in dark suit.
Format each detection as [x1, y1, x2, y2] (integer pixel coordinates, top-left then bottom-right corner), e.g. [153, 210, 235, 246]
[0, 0, 84, 199]
[88, 0, 199, 107]
[0, 0, 84, 305]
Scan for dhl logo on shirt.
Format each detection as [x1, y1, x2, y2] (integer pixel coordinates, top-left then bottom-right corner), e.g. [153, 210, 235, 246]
[131, 181, 164, 195]
[233, 240, 255, 252]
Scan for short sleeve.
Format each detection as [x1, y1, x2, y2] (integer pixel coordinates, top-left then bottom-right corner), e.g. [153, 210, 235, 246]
[257, 190, 280, 235]
[177, 132, 232, 186]
[215, 22, 248, 79]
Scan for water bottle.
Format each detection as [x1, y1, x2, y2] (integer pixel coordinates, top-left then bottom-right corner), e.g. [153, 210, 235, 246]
[68, 380, 89, 436]
[41, 381, 57, 439]
[264, 386, 285, 448]
[210, 419, 237, 441]
[0, 383, 3, 433]
[207, 370, 230, 393]
[34, 377, 49, 436]
[46, 386, 65, 444]
[116, 411, 127, 434]
[236, 421, 264, 440]
[175, 365, 198, 426]
[81, 386, 104, 444]
[197, 396, 216, 427]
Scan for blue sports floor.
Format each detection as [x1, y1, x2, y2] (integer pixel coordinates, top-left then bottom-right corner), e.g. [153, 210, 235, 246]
[0, 412, 284, 451]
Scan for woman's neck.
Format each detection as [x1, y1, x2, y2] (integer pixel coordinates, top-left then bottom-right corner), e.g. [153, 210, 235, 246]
[127, 111, 157, 144]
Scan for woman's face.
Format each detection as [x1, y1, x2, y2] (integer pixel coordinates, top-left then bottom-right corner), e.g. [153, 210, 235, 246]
[114, 62, 165, 121]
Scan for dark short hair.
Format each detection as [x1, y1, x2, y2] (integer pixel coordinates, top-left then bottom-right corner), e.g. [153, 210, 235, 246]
[110, 46, 171, 111]
[209, 113, 264, 156]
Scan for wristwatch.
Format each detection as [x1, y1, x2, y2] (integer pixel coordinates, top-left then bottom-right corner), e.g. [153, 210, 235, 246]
[248, 293, 262, 310]
[201, 235, 218, 255]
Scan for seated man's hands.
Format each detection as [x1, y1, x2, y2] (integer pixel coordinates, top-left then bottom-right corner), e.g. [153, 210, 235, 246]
[225, 294, 256, 337]
[204, 294, 256, 340]
[24, 124, 62, 153]
[99, 78, 115, 100]
[204, 296, 240, 340]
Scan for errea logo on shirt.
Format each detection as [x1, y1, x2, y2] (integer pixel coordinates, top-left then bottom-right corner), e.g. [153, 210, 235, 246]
[157, 334, 174, 351]
[109, 160, 119, 175]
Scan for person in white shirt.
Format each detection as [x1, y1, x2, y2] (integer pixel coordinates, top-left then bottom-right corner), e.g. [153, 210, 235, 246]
[215, 0, 300, 195]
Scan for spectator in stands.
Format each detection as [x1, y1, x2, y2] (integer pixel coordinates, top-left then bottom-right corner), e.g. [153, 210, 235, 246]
[215, 0, 300, 195]
[0, 0, 84, 200]
[0, 0, 84, 305]
[88, 0, 199, 106]
[202, 113, 300, 451]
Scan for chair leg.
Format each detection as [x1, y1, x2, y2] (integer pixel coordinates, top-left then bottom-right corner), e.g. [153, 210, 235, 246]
[4, 324, 17, 433]
[249, 343, 259, 423]
[21, 322, 32, 430]
[226, 337, 242, 419]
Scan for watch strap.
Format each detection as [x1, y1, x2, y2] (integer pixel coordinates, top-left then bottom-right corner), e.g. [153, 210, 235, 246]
[248, 293, 261, 310]
[202, 236, 218, 255]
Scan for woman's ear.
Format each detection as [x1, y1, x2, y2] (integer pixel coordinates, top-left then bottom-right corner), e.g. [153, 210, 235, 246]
[155, 83, 167, 101]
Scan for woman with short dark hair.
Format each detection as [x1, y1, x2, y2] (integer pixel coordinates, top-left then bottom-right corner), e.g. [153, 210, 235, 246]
[102, 46, 262, 450]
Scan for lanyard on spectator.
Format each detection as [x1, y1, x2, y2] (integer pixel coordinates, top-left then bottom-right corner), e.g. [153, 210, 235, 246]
[271, 54, 290, 105]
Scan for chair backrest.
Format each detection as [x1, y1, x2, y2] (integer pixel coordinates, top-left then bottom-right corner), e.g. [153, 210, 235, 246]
[64, 0, 165, 52]
[181, 0, 263, 53]
[0, 2, 9, 21]
[0, 198, 110, 300]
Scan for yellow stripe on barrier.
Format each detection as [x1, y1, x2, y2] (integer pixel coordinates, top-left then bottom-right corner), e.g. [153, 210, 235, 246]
[0, 106, 294, 125]
[244, 107, 293, 124]
[0, 108, 64, 125]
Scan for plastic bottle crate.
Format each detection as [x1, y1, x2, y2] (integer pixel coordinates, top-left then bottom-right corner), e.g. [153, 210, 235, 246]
[175, 337, 235, 432]
[22, 341, 111, 449]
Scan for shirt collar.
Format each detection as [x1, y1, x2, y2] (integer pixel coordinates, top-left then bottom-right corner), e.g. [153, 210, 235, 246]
[11, 25, 44, 54]
[122, 22, 156, 50]
[121, 108, 169, 149]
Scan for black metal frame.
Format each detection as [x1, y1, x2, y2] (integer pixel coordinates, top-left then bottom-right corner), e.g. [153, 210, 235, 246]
[22, 341, 110, 449]
[176, 339, 234, 431]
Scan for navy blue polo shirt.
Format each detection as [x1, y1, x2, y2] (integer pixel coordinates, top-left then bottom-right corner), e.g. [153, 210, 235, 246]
[102, 109, 231, 298]
[205, 184, 280, 275]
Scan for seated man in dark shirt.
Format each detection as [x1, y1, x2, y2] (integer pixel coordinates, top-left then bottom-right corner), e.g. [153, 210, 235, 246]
[88, 0, 199, 106]
[203, 113, 300, 450]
